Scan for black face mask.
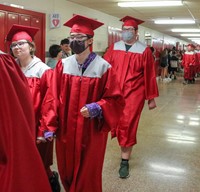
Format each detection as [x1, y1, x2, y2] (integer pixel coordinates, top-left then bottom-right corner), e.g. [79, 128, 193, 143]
[70, 40, 88, 54]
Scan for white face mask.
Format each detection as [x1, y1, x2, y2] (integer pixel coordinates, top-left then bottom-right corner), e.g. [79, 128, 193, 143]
[122, 31, 134, 41]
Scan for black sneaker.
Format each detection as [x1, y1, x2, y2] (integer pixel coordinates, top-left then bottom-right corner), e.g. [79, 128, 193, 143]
[119, 161, 130, 179]
[192, 78, 195, 84]
[49, 171, 61, 192]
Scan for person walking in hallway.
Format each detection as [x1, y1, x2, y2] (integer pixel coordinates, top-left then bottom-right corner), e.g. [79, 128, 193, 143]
[6, 24, 61, 192]
[0, 52, 52, 192]
[40, 14, 124, 192]
[182, 44, 198, 85]
[104, 16, 159, 179]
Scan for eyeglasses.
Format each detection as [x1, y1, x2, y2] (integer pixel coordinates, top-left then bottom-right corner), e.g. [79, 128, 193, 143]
[122, 27, 136, 31]
[10, 41, 28, 49]
[69, 35, 88, 41]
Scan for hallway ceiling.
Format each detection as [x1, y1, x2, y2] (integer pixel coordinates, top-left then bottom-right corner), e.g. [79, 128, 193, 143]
[67, 0, 200, 43]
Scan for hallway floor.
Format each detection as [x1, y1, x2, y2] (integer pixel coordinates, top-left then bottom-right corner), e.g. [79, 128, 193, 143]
[54, 76, 200, 192]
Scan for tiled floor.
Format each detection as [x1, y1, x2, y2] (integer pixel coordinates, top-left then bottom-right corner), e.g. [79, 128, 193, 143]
[53, 76, 200, 192]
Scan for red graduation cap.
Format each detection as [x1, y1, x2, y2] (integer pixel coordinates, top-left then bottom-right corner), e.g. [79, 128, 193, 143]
[63, 14, 104, 36]
[187, 44, 195, 48]
[196, 44, 200, 48]
[120, 16, 144, 29]
[6, 24, 39, 42]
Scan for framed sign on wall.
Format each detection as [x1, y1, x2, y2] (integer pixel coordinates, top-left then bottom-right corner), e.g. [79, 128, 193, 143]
[50, 13, 61, 29]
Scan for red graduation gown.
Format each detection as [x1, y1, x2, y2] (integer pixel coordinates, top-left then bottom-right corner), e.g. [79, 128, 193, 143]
[182, 51, 198, 80]
[17, 56, 53, 168]
[40, 55, 124, 192]
[0, 53, 51, 192]
[196, 51, 200, 73]
[104, 40, 159, 147]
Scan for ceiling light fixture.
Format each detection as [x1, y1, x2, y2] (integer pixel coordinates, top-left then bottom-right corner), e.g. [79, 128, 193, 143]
[118, 1, 183, 7]
[188, 38, 200, 40]
[172, 29, 200, 32]
[10, 3, 24, 9]
[181, 34, 200, 37]
[154, 20, 195, 24]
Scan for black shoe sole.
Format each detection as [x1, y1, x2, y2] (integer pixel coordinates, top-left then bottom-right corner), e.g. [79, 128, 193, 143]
[119, 174, 130, 179]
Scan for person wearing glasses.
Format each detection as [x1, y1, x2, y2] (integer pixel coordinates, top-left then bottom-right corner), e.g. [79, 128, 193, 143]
[6, 25, 61, 192]
[104, 16, 159, 179]
[39, 14, 124, 192]
[0, 51, 52, 192]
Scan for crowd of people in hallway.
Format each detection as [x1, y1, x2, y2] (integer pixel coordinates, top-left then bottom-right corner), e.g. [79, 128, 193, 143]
[1, 11, 200, 192]
[152, 44, 200, 85]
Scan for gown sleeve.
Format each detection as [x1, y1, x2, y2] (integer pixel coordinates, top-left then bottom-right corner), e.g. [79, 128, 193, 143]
[37, 68, 53, 137]
[0, 54, 52, 192]
[39, 60, 63, 134]
[96, 67, 125, 138]
[143, 47, 159, 100]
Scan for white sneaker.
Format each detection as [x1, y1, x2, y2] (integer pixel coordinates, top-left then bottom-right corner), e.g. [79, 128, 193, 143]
[163, 78, 169, 83]
[167, 77, 172, 82]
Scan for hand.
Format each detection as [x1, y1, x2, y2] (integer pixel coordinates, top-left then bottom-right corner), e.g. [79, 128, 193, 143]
[46, 137, 54, 142]
[36, 137, 46, 144]
[36, 139, 42, 144]
[148, 99, 156, 110]
[80, 106, 90, 118]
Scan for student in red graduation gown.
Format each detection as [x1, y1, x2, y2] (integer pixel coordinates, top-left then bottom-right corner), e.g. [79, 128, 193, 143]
[0, 52, 52, 192]
[40, 14, 124, 192]
[6, 25, 60, 192]
[182, 44, 199, 84]
[104, 16, 159, 179]
[195, 44, 200, 74]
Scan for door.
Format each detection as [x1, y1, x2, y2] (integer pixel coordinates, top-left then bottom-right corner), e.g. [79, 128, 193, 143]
[0, 4, 46, 62]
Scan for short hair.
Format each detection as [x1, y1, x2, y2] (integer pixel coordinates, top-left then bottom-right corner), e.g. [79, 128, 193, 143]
[49, 44, 62, 58]
[28, 41, 36, 56]
[60, 38, 70, 45]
